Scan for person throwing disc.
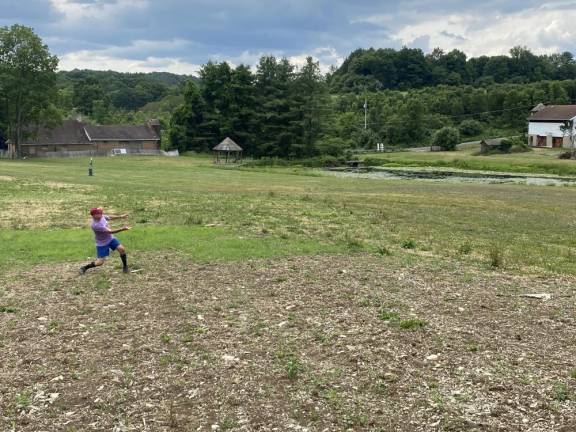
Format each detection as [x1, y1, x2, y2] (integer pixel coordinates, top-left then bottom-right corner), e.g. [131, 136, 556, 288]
[80, 207, 131, 274]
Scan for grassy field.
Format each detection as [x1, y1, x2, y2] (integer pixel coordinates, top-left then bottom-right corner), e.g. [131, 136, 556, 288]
[363, 146, 576, 177]
[1, 156, 576, 431]
[1, 155, 576, 273]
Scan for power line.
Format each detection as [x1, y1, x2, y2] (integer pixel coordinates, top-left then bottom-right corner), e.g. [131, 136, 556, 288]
[361, 103, 545, 128]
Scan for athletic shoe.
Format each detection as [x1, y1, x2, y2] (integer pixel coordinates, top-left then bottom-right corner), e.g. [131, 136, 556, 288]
[79, 267, 87, 275]
[122, 266, 129, 274]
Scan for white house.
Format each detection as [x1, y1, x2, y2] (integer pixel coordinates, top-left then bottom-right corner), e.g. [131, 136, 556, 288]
[528, 105, 576, 148]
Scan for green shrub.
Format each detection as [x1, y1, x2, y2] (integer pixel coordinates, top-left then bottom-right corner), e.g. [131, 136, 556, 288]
[507, 136, 532, 153]
[301, 155, 346, 167]
[362, 157, 383, 167]
[499, 139, 513, 153]
[315, 137, 352, 156]
[459, 119, 484, 137]
[432, 127, 460, 151]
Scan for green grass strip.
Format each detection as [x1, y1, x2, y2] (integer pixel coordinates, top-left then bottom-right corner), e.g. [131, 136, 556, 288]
[0, 225, 345, 269]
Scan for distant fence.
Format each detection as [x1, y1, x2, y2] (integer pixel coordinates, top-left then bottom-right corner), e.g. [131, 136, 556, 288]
[125, 149, 179, 157]
[39, 149, 179, 158]
[43, 150, 100, 158]
[351, 147, 410, 154]
[0, 150, 13, 159]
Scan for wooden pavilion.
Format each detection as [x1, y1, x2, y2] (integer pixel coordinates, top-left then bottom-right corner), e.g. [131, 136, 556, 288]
[213, 137, 243, 163]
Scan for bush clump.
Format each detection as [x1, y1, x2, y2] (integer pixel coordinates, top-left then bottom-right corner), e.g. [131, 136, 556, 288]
[558, 151, 576, 160]
[459, 119, 484, 137]
[432, 127, 460, 151]
[301, 155, 346, 167]
[243, 157, 291, 167]
[362, 157, 383, 167]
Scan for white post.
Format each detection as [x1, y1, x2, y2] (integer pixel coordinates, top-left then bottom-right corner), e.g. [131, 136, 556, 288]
[364, 99, 367, 131]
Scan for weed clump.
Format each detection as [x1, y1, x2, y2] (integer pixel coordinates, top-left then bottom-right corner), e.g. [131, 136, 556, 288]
[185, 214, 204, 225]
[553, 382, 570, 402]
[378, 308, 399, 321]
[399, 319, 427, 330]
[458, 242, 473, 255]
[343, 233, 364, 251]
[285, 355, 303, 380]
[488, 244, 505, 268]
[376, 245, 392, 256]
[402, 240, 416, 249]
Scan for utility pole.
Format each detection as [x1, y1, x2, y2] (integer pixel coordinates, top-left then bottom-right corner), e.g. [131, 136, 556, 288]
[364, 98, 368, 131]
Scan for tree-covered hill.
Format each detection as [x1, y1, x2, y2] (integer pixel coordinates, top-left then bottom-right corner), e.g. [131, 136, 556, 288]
[56, 69, 197, 113]
[168, 56, 576, 155]
[329, 46, 576, 92]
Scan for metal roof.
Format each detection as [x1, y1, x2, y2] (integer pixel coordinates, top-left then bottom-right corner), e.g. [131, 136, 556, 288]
[84, 124, 159, 141]
[21, 119, 160, 145]
[529, 105, 576, 121]
[481, 138, 504, 146]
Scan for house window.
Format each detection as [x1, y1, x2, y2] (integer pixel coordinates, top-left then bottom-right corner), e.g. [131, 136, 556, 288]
[537, 136, 546, 147]
[553, 137, 563, 148]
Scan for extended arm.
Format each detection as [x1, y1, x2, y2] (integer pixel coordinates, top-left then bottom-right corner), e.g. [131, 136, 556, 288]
[107, 213, 129, 220]
[103, 226, 131, 234]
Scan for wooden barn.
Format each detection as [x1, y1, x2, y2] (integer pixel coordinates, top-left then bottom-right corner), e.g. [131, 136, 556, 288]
[17, 119, 161, 157]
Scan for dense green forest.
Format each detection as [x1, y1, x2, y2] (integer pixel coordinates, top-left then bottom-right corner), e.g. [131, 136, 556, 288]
[168, 56, 576, 156]
[2, 24, 576, 157]
[330, 47, 576, 92]
[55, 69, 195, 124]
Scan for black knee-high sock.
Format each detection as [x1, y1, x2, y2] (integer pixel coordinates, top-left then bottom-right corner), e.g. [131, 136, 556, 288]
[120, 253, 127, 268]
[81, 262, 97, 271]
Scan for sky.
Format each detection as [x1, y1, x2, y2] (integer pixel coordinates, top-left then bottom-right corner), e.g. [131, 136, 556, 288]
[1, 0, 576, 75]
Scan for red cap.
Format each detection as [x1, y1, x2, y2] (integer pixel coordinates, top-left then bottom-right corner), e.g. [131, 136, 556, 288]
[90, 207, 103, 216]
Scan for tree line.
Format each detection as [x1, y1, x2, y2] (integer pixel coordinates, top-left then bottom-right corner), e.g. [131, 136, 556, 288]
[57, 69, 193, 122]
[169, 57, 331, 157]
[2, 24, 576, 158]
[169, 61, 576, 154]
[330, 46, 576, 92]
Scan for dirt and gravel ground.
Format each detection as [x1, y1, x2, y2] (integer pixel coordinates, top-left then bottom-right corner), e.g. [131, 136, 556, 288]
[1, 253, 575, 431]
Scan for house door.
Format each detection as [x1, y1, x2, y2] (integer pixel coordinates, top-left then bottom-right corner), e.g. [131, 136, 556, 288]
[553, 137, 563, 148]
[537, 136, 546, 147]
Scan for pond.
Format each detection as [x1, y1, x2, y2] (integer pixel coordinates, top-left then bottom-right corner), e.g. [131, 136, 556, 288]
[324, 166, 576, 186]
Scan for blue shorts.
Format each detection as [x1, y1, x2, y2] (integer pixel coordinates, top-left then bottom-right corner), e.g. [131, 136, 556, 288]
[96, 238, 121, 258]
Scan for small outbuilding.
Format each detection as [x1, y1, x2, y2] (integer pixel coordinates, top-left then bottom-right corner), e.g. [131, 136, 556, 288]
[213, 137, 243, 163]
[480, 138, 510, 154]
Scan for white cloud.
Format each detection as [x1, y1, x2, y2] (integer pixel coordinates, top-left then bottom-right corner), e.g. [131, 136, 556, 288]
[210, 47, 344, 74]
[50, 0, 148, 23]
[288, 47, 345, 73]
[58, 50, 201, 75]
[356, 3, 576, 57]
